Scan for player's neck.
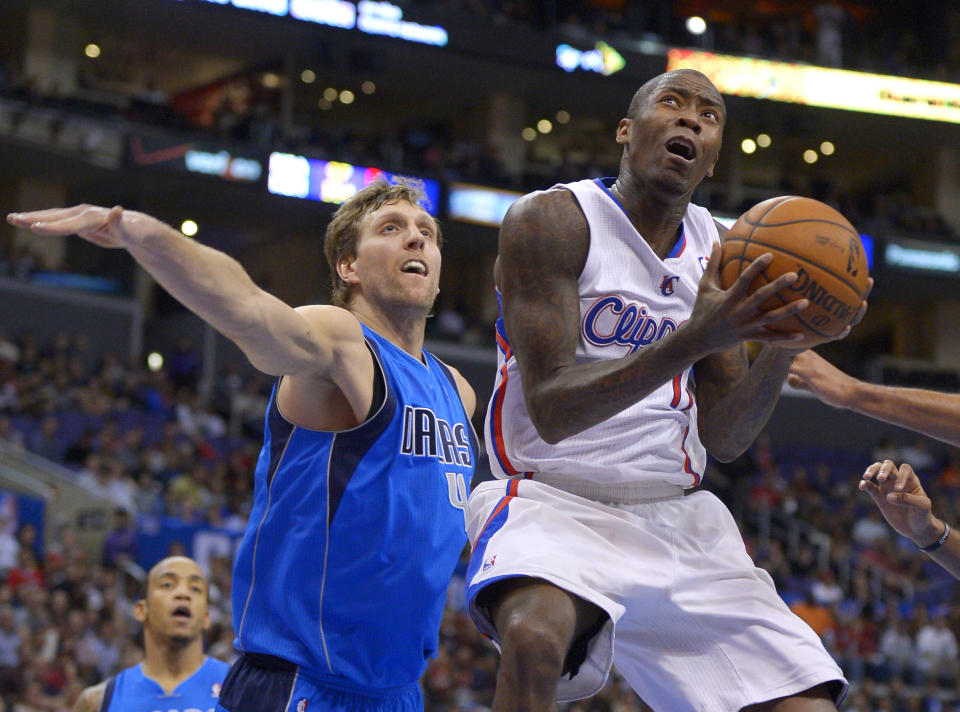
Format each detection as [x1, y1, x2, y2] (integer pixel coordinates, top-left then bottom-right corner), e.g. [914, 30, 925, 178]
[349, 300, 427, 360]
[141, 637, 206, 694]
[610, 178, 690, 253]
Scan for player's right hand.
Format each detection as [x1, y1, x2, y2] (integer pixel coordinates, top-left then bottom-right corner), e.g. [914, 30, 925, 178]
[7, 204, 145, 249]
[860, 459, 941, 547]
[688, 242, 809, 352]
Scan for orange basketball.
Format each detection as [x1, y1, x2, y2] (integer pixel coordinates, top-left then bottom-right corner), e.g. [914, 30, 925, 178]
[719, 196, 870, 348]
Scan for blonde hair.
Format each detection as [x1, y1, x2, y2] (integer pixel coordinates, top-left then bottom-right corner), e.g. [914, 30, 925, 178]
[323, 179, 442, 308]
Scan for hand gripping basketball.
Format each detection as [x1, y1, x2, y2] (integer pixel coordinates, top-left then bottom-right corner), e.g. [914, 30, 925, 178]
[719, 196, 871, 349]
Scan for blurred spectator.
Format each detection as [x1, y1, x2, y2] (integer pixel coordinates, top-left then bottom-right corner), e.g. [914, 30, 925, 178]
[880, 616, 916, 681]
[915, 612, 959, 684]
[101, 509, 138, 570]
[813, 1, 845, 67]
[852, 509, 891, 548]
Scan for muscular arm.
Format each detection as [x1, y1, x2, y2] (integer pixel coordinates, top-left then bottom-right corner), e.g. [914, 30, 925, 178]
[499, 192, 807, 444]
[8, 205, 364, 383]
[789, 350, 960, 447]
[694, 344, 796, 462]
[73, 683, 105, 712]
[691, 219, 798, 462]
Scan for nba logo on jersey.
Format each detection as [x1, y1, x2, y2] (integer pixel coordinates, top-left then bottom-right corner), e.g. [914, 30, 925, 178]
[482, 555, 497, 571]
[296, 699, 308, 712]
[659, 275, 680, 296]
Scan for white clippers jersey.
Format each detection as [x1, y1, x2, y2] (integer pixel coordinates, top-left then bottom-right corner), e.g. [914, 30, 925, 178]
[484, 178, 718, 492]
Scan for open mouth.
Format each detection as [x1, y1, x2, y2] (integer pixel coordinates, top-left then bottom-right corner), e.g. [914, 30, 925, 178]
[401, 259, 428, 276]
[665, 138, 696, 161]
[172, 605, 192, 620]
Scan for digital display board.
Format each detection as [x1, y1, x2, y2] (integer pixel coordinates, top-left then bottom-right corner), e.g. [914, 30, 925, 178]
[175, 0, 448, 45]
[667, 48, 960, 124]
[267, 153, 441, 215]
[447, 183, 522, 226]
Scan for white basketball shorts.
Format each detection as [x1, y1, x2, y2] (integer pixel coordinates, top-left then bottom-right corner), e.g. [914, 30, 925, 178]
[464, 478, 847, 712]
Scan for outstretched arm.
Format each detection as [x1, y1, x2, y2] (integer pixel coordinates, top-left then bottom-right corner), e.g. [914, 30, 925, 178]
[7, 205, 363, 383]
[498, 190, 810, 445]
[861, 460, 960, 579]
[788, 350, 960, 447]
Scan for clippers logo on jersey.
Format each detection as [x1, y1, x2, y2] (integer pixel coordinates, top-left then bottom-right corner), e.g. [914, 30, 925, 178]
[400, 405, 473, 466]
[582, 295, 678, 353]
[659, 275, 680, 296]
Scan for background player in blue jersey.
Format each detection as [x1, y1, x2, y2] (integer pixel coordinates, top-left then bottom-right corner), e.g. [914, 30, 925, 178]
[9, 180, 477, 712]
[72, 556, 228, 712]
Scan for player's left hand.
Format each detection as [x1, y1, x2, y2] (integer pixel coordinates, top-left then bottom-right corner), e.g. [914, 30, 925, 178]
[860, 459, 941, 547]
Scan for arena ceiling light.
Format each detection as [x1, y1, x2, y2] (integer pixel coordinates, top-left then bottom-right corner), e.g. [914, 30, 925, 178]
[84, 44, 101, 58]
[556, 110, 570, 124]
[301, 69, 316, 84]
[180, 220, 199, 237]
[685, 16, 707, 35]
[741, 138, 756, 154]
[820, 141, 835, 155]
[757, 133, 771, 148]
[803, 150, 818, 164]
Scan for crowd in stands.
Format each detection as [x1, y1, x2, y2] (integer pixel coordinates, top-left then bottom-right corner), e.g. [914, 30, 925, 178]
[2, 329, 960, 710]
[2, 2, 959, 242]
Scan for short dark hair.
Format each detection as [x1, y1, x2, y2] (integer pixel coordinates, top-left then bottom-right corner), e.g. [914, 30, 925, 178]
[625, 69, 724, 119]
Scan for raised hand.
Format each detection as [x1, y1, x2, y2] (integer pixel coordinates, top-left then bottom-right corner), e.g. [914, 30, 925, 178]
[859, 460, 941, 547]
[7, 204, 150, 249]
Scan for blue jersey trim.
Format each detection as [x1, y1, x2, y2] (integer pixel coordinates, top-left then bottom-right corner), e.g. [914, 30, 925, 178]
[266, 385, 296, 488]
[592, 177, 686, 259]
[327, 338, 397, 527]
[100, 676, 116, 712]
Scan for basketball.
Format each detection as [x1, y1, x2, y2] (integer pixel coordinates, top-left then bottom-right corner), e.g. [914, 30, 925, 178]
[719, 196, 870, 348]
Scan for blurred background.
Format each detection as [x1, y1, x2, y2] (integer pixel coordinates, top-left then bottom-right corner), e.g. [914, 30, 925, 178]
[1, 1, 960, 710]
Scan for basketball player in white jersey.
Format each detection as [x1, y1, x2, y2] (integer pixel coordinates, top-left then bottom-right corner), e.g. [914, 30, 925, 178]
[465, 69, 870, 711]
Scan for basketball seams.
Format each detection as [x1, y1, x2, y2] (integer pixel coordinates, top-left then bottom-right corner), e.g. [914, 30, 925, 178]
[739, 217, 859, 238]
[723, 236, 866, 296]
[736, 196, 793, 269]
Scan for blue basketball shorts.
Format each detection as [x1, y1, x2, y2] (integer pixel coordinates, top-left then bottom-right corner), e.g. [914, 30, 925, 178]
[215, 654, 423, 712]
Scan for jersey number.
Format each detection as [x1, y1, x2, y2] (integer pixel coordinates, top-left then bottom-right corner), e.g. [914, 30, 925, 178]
[446, 472, 468, 525]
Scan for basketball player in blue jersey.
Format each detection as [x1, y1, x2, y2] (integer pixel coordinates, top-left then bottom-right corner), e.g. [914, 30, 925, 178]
[464, 69, 870, 712]
[72, 556, 228, 712]
[8, 180, 477, 712]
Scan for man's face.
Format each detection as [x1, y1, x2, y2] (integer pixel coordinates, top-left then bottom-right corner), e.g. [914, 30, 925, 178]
[616, 72, 725, 197]
[340, 200, 442, 313]
[135, 557, 209, 644]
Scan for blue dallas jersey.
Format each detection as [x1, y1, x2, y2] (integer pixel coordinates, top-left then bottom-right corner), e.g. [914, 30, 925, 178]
[231, 324, 477, 690]
[101, 658, 229, 712]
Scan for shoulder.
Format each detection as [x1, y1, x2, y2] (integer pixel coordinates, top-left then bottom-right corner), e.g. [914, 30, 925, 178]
[294, 304, 364, 337]
[445, 363, 476, 418]
[73, 681, 107, 712]
[500, 187, 588, 276]
[502, 187, 586, 234]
